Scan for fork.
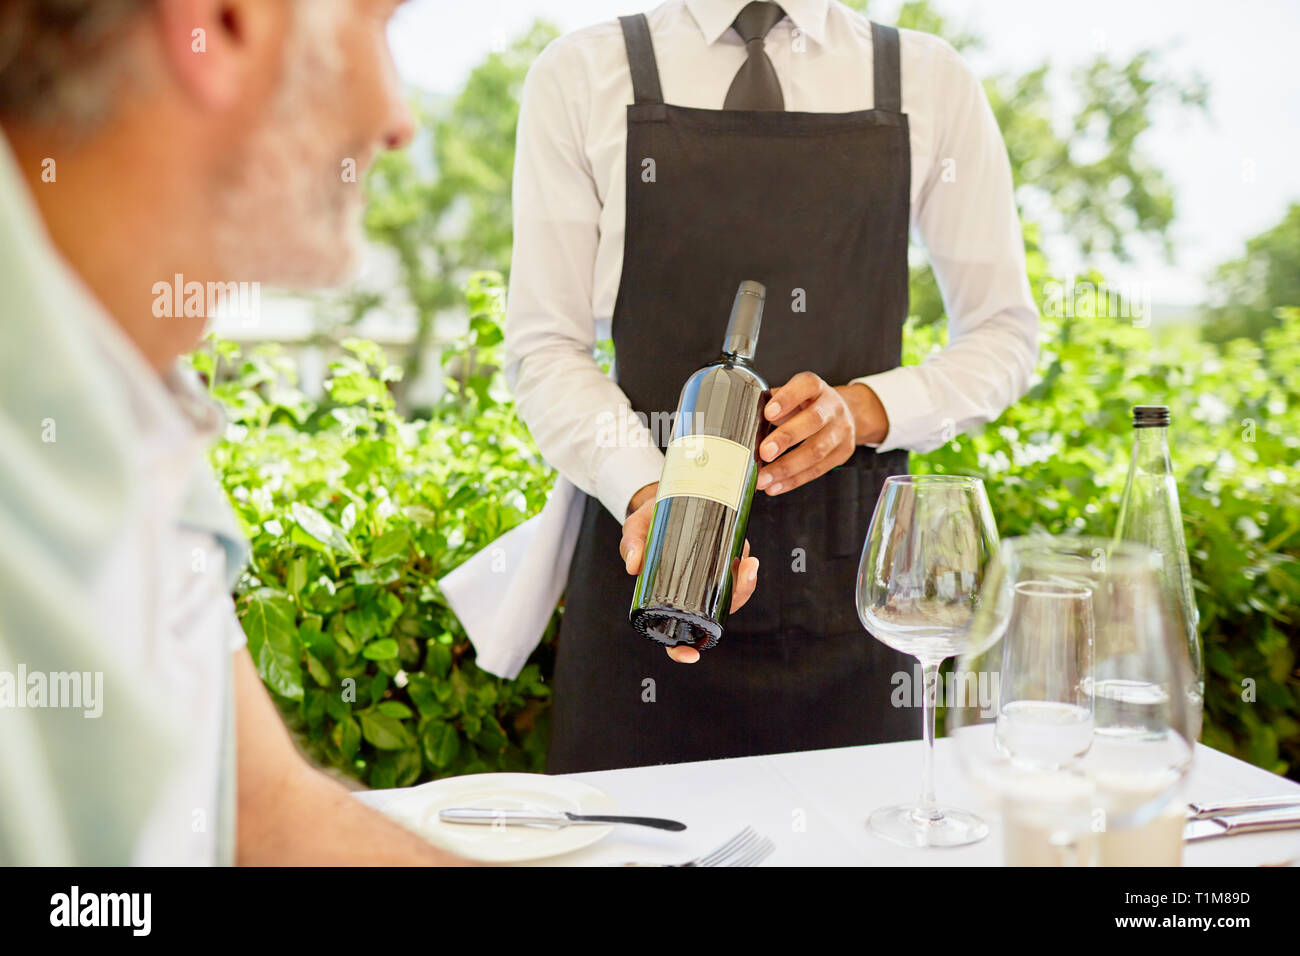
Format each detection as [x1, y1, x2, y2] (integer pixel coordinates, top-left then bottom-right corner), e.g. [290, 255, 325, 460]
[616, 826, 776, 867]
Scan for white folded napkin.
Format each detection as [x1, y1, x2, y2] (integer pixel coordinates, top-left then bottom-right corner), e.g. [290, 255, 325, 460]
[438, 476, 585, 678]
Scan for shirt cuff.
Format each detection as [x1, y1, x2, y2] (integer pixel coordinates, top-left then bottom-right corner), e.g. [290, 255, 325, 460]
[849, 367, 933, 453]
[595, 444, 666, 524]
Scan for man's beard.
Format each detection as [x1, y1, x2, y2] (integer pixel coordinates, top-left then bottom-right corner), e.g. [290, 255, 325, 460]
[212, 2, 369, 288]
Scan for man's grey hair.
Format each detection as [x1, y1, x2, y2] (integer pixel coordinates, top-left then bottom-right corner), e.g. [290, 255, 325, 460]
[0, 0, 153, 127]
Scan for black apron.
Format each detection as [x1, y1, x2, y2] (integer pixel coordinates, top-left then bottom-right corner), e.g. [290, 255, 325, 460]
[547, 15, 915, 774]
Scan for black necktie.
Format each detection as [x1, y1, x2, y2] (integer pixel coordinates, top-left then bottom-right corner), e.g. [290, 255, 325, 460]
[723, 2, 786, 110]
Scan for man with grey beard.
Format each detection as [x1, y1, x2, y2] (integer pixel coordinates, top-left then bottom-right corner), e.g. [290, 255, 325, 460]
[0, 0, 463, 864]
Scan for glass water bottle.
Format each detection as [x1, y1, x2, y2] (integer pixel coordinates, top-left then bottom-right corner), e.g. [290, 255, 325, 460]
[1114, 405, 1204, 738]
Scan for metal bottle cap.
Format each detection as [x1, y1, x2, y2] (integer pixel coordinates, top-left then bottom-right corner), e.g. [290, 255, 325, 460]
[1132, 405, 1171, 428]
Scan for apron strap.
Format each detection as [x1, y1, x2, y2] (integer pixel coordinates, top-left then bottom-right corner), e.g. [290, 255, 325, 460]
[619, 13, 665, 105]
[870, 22, 902, 112]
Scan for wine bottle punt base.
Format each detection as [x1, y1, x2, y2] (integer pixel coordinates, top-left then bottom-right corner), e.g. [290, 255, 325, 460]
[630, 607, 722, 650]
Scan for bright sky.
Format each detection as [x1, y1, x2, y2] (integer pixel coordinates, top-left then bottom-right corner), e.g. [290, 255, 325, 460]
[388, 0, 1300, 308]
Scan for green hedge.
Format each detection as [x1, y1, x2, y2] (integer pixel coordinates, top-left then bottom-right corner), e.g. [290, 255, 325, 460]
[910, 306, 1300, 777]
[199, 274, 558, 787]
[199, 274, 1299, 785]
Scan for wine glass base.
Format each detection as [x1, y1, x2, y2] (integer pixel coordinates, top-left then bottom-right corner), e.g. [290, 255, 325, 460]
[867, 804, 989, 848]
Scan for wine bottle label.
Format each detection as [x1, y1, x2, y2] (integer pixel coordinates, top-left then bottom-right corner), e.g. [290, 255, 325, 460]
[656, 434, 751, 510]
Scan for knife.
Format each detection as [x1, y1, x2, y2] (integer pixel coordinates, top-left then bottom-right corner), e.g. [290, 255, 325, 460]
[438, 808, 687, 831]
[1184, 808, 1300, 843]
[1187, 795, 1300, 820]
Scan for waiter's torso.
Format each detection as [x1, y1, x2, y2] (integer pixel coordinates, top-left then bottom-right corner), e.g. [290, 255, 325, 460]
[541, 0, 945, 330]
[548, 9, 917, 773]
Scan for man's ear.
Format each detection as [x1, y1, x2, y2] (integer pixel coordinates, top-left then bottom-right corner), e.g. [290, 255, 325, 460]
[153, 0, 285, 110]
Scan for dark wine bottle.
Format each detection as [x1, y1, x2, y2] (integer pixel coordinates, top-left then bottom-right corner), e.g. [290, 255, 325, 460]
[629, 280, 770, 650]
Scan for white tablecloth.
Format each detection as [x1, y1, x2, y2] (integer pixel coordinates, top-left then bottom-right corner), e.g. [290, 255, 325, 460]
[361, 741, 1300, 866]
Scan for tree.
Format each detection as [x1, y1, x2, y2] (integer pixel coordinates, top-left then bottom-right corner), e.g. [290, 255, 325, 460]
[839, 1, 1207, 327]
[1201, 203, 1300, 344]
[337, 21, 560, 406]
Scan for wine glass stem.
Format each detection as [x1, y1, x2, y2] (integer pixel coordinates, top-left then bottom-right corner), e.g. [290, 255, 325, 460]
[918, 659, 943, 822]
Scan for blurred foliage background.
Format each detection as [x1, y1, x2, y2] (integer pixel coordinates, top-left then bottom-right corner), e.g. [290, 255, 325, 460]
[200, 276, 559, 784]
[201, 0, 1298, 784]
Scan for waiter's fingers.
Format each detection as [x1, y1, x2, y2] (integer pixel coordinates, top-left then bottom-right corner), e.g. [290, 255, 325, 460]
[759, 386, 845, 462]
[760, 428, 853, 494]
[771, 458, 844, 497]
[759, 443, 821, 493]
[730, 552, 759, 613]
[759, 421, 854, 494]
[764, 371, 822, 424]
[665, 546, 756, 663]
[620, 507, 653, 574]
[620, 537, 645, 574]
[759, 400, 824, 463]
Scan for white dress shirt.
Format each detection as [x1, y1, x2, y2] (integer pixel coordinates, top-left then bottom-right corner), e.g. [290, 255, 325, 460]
[505, 0, 1040, 523]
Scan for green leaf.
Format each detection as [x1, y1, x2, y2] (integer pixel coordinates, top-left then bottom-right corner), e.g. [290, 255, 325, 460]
[392, 748, 423, 787]
[370, 749, 421, 789]
[367, 671, 390, 704]
[305, 652, 331, 687]
[362, 638, 399, 661]
[359, 711, 414, 750]
[242, 587, 303, 701]
[324, 691, 350, 722]
[341, 337, 389, 370]
[368, 758, 398, 790]
[354, 566, 400, 587]
[425, 642, 452, 679]
[377, 700, 413, 719]
[302, 689, 329, 727]
[343, 606, 379, 643]
[422, 722, 461, 769]
[287, 556, 308, 597]
[299, 614, 331, 658]
[369, 527, 413, 564]
[408, 677, 445, 719]
[290, 502, 354, 555]
[327, 372, 388, 405]
[471, 716, 509, 755]
[333, 716, 361, 760]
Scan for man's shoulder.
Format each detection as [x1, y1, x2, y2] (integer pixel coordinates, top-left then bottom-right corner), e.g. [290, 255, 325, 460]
[827, 4, 968, 72]
[897, 26, 966, 73]
[530, 17, 628, 82]
[554, 15, 628, 48]
[532, 0, 692, 81]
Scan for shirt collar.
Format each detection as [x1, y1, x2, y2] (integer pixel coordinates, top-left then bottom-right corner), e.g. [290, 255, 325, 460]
[77, 281, 220, 466]
[9, 149, 249, 577]
[685, 0, 829, 46]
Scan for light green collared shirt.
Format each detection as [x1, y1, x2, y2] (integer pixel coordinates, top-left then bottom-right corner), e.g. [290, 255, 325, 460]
[0, 134, 249, 865]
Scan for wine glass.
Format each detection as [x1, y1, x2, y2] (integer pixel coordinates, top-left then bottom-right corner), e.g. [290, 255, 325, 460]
[856, 474, 1000, 848]
[950, 536, 1198, 865]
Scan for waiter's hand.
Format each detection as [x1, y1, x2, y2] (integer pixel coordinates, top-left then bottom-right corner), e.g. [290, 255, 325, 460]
[755, 373, 889, 495]
[620, 482, 759, 665]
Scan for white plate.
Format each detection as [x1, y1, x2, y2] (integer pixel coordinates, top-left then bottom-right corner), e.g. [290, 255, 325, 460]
[373, 773, 618, 863]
